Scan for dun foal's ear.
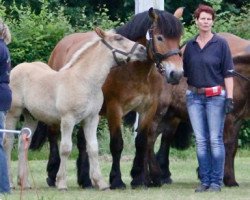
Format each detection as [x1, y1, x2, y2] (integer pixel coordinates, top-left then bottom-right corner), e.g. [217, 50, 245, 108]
[173, 7, 185, 19]
[94, 27, 106, 39]
[148, 7, 158, 22]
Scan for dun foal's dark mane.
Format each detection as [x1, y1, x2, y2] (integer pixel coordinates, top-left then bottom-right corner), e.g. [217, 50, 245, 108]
[115, 9, 183, 41]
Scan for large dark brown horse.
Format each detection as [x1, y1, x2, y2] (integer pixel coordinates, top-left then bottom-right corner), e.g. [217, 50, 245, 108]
[154, 32, 250, 187]
[30, 8, 184, 189]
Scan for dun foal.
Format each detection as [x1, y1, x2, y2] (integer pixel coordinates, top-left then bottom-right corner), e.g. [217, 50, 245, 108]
[4, 28, 146, 190]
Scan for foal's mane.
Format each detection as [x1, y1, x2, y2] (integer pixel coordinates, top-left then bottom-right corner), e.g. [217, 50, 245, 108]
[60, 37, 100, 71]
[115, 9, 183, 41]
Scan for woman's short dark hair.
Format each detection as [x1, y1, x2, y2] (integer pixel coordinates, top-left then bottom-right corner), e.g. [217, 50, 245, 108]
[194, 4, 215, 20]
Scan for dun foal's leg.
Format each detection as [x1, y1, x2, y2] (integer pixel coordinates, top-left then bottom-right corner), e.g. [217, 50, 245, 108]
[17, 112, 38, 189]
[83, 115, 109, 190]
[56, 118, 74, 190]
[4, 107, 23, 189]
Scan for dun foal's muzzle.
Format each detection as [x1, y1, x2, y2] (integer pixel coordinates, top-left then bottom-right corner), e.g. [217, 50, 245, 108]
[101, 39, 140, 65]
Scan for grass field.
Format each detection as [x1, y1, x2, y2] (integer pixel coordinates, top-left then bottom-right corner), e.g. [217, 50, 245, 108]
[1, 148, 250, 200]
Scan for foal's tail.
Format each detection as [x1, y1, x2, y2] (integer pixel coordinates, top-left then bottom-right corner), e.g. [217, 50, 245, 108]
[171, 121, 193, 150]
[29, 121, 49, 150]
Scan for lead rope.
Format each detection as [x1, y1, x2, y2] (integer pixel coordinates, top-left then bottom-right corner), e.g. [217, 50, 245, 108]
[19, 130, 40, 200]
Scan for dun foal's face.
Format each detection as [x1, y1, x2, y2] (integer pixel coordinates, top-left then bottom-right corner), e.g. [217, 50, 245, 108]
[108, 33, 147, 64]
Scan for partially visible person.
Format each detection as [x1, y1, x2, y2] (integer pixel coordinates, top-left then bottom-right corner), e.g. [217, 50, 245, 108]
[0, 19, 12, 194]
[183, 4, 234, 192]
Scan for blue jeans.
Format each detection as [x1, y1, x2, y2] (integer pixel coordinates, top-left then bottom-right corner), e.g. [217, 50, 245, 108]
[186, 90, 226, 187]
[0, 111, 10, 193]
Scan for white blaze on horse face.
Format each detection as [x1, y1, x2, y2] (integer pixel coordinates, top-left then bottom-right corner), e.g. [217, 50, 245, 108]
[163, 61, 183, 84]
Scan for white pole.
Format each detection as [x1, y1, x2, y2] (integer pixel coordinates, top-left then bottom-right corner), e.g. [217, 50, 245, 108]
[135, 0, 164, 14]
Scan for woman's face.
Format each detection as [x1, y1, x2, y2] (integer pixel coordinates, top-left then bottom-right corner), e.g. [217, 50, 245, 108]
[195, 11, 214, 32]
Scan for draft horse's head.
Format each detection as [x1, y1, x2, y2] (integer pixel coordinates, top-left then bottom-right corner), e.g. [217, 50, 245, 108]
[95, 28, 147, 65]
[147, 8, 184, 84]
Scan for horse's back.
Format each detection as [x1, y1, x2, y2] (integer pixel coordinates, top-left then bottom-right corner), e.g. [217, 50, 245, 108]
[218, 32, 250, 55]
[11, 61, 53, 80]
[10, 61, 57, 103]
[48, 31, 97, 70]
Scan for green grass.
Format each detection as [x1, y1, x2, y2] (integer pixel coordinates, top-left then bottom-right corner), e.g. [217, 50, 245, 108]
[2, 149, 250, 200]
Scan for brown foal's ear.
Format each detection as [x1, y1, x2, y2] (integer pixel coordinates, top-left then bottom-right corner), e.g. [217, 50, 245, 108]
[148, 7, 158, 22]
[173, 7, 185, 19]
[94, 27, 106, 39]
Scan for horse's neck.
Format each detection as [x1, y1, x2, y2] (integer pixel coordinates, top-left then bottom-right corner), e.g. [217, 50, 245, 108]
[69, 43, 115, 87]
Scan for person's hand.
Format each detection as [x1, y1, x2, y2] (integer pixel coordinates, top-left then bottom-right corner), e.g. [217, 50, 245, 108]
[225, 98, 234, 114]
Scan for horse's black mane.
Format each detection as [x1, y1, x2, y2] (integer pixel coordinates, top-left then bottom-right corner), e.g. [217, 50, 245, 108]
[233, 53, 250, 65]
[116, 9, 183, 41]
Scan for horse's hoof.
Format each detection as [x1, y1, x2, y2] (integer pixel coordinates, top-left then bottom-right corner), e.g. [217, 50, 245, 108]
[78, 179, 93, 189]
[161, 177, 173, 185]
[110, 179, 126, 190]
[224, 181, 239, 187]
[46, 177, 56, 187]
[98, 183, 110, 191]
[130, 179, 147, 189]
[148, 180, 162, 187]
[101, 187, 110, 191]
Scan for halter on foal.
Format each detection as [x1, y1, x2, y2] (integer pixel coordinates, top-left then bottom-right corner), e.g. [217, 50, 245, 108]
[4, 28, 146, 190]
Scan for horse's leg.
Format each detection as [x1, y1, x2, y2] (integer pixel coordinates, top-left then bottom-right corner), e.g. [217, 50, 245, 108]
[83, 115, 109, 190]
[76, 126, 92, 188]
[4, 112, 20, 189]
[46, 126, 60, 187]
[106, 106, 126, 189]
[130, 106, 160, 188]
[56, 118, 74, 190]
[156, 132, 173, 184]
[130, 129, 149, 188]
[17, 111, 38, 189]
[147, 121, 162, 187]
[223, 115, 240, 187]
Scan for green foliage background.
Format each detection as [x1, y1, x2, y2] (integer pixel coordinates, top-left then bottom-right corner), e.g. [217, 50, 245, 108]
[0, 0, 249, 151]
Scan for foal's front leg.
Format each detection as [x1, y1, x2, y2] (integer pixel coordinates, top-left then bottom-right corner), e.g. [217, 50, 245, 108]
[83, 115, 109, 190]
[4, 110, 22, 189]
[56, 118, 74, 190]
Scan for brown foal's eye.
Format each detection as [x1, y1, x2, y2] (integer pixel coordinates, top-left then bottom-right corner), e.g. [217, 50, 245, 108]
[157, 36, 163, 41]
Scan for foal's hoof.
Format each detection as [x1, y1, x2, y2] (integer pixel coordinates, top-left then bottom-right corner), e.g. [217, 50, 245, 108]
[46, 177, 56, 187]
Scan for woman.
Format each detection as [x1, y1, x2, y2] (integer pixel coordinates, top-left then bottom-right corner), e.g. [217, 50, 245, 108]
[183, 4, 234, 192]
[0, 20, 12, 194]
